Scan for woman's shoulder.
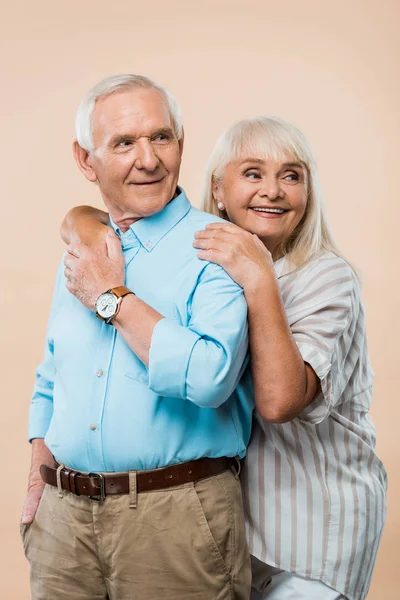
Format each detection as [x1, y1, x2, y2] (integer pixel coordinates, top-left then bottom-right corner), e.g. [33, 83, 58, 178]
[298, 252, 354, 279]
[284, 252, 356, 288]
[281, 252, 359, 312]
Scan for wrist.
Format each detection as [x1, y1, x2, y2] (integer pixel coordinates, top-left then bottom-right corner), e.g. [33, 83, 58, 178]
[243, 267, 276, 298]
[112, 292, 137, 326]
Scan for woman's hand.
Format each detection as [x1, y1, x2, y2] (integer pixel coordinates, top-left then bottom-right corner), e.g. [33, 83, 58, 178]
[193, 222, 274, 290]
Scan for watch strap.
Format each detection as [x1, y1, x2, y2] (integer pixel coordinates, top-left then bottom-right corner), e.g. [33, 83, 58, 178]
[109, 285, 133, 299]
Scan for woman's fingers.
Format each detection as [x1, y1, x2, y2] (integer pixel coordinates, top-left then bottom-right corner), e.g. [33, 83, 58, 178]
[193, 236, 231, 252]
[193, 229, 234, 245]
[196, 247, 224, 264]
[204, 221, 241, 234]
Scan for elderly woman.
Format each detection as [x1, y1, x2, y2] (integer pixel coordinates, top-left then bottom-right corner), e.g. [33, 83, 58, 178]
[61, 116, 387, 600]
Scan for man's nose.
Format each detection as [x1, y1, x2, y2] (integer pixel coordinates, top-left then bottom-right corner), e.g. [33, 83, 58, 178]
[135, 139, 160, 171]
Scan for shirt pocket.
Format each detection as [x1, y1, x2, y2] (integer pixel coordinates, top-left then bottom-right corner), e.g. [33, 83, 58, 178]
[125, 367, 149, 385]
[120, 342, 150, 385]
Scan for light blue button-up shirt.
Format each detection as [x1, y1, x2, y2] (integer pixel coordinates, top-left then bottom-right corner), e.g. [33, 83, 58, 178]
[29, 189, 253, 472]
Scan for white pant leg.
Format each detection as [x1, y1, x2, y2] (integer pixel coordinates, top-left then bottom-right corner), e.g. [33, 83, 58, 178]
[251, 556, 345, 600]
[265, 570, 345, 599]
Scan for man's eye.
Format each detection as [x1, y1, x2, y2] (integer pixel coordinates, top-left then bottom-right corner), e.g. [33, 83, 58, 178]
[118, 140, 133, 147]
[152, 134, 170, 144]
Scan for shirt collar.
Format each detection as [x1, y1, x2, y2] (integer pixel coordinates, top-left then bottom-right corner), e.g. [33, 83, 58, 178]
[109, 187, 191, 252]
[273, 255, 297, 279]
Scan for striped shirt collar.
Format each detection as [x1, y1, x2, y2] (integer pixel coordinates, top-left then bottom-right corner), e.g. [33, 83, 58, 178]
[274, 256, 297, 279]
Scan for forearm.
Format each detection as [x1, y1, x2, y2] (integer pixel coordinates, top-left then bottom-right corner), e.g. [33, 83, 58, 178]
[113, 281, 248, 408]
[28, 438, 54, 488]
[245, 273, 311, 423]
[112, 293, 164, 366]
[60, 206, 109, 245]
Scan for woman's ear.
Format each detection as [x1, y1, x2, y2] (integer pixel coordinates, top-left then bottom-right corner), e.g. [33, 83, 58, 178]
[212, 177, 225, 211]
[73, 140, 98, 183]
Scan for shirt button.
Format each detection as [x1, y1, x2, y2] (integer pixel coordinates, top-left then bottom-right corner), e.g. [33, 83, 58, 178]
[145, 241, 152, 249]
[96, 369, 104, 378]
[89, 424, 97, 431]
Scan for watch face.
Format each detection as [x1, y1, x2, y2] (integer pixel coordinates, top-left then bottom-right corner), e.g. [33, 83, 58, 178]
[96, 292, 118, 320]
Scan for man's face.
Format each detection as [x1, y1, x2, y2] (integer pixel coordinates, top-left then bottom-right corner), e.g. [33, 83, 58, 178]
[85, 87, 183, 230]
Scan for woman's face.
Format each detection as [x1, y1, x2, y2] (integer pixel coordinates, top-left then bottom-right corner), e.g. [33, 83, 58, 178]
[213, 154, 308, 256]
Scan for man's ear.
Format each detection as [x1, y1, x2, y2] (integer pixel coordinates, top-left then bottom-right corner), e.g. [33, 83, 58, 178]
[73, 140, 98, 183]
[178, 128, 184, 157]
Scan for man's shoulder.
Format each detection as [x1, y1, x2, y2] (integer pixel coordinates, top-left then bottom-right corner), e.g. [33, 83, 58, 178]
[179, 205, 226, 231]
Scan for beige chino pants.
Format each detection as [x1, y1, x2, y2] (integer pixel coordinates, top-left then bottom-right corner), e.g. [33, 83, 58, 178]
[21, 468, 251, 600]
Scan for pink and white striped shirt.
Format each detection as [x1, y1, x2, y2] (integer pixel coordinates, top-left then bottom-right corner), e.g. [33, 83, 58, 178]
[242, 252, 387, 600]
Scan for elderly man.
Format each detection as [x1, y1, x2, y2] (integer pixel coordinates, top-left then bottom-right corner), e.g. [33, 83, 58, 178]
[21, 75, 253, 599]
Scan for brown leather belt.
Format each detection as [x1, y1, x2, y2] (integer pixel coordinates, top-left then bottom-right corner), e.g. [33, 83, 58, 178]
[40, 456, 237, 502]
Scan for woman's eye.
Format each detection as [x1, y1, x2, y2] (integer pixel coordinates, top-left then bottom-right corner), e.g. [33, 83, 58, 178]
[245, 170, 261, 179]
[283, 172, 299, 182]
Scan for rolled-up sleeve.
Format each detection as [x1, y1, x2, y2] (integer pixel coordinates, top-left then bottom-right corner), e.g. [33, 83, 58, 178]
[28, 260, 64, 441]
[28, 341, 55, 440]
[148, 262, 248, 408]
[288, 259, 355, 424]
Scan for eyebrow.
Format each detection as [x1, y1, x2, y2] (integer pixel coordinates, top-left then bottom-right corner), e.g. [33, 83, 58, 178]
[239, 158, 304, 170]
[239, 158, 265, 166]
[280, 162, 304, 170]
[109, 127, 175, 146]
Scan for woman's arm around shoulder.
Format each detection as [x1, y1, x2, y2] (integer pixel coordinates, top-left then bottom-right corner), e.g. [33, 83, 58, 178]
[60, 205, 110, 246]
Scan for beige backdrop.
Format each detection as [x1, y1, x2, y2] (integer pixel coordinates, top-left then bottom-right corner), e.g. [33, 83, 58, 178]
[1, 1, 398, 598]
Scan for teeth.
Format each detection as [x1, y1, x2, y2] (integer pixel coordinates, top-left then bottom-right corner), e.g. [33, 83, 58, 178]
[253, 208, 285, 214]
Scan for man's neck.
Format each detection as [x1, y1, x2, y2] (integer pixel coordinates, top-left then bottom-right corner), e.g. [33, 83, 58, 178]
[105, 187, 180, 233]
[117, 217, 142, 233]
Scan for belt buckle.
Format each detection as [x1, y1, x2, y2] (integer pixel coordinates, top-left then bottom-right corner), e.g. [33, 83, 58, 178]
[88, 472, 105, 502]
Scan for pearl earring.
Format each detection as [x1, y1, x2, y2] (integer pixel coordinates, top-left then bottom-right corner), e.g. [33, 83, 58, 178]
[217, 202, 225, 210]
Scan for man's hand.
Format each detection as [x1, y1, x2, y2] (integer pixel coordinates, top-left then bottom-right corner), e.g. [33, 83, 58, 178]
[21, 439, 54, 525]
[64, 229, 125, 310]
[21, 485, 45, 525]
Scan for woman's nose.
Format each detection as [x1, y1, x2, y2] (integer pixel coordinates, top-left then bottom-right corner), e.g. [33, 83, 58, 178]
[258, 179, 282, 200]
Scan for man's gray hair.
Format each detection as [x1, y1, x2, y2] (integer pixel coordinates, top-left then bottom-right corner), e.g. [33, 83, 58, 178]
[75, 74, 183, 152]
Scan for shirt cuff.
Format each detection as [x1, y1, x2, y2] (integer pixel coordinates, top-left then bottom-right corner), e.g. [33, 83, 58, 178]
[28, 404, 53, 442]
[295, 342, 333, 425]
[148, 318, 201, 398]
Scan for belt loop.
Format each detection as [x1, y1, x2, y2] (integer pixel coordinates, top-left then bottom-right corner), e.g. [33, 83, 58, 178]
[231, 456, 241, 480]
[56, 462, 65, 498]
[129, 471, 137, 509]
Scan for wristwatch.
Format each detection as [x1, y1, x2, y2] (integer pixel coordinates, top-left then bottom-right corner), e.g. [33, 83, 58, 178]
[95, 286, 134, 324]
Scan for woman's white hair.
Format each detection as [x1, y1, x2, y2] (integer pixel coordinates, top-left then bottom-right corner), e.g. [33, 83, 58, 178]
[75, 74, 183, 152]
[201, 115, 344, 269]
